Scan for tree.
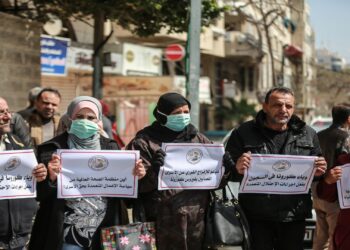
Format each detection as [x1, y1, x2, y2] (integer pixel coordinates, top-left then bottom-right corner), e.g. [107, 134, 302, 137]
[231, 0, 301, 86]
[314, 66, 350, 115]
[25, 0, 226, 98]
[216, 97, 256, 126]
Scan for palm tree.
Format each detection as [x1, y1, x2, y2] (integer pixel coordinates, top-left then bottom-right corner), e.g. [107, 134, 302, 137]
[216, 98, 256, 127]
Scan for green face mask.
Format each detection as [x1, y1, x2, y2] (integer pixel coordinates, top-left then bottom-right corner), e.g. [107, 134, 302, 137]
[68, 119, 99, 139]
[158, 110, 191, 132]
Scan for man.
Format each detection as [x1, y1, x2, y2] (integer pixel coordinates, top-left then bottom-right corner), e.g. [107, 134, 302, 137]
[17, 86, 42, 118]
[11, 87, 43, 148]
[0, 97, 47, 250]
[226, 87, 327, 250]
[23, 87, 61, 147]
[312, 104, 350, 250]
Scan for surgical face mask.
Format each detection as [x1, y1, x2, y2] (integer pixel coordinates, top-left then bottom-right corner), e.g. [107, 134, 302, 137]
[158, 110, 191, 132]
[68, 119, 99, 139]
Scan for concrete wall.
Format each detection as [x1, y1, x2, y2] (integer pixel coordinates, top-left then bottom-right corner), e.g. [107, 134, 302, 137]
[0, 12, 41, 111]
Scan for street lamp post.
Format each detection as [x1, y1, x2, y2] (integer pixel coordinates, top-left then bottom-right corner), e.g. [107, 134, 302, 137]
[187, 0, 202, 129]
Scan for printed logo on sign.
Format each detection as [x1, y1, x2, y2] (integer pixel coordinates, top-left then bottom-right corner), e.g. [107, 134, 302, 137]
[88, 156, 109, 171]
[4, 157, 21, 171]
[272, 160, 291, 172]
[186, 148, 203, 164]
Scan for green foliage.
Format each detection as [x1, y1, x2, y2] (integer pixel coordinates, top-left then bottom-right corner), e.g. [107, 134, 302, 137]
[31, 0, 226, 37]
[216, 98, 256, 125]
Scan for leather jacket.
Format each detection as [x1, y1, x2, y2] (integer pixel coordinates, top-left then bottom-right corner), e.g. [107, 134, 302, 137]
[226, 111, 322, 222]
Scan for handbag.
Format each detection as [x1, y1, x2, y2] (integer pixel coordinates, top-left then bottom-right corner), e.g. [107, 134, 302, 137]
[204, 184, 251, 250]
[101, 222, 156, 250]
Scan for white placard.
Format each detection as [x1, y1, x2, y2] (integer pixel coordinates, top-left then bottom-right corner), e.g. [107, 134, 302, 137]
[57, 150, 139, 198]
[158, 143, 224, 190]
[239, 154, 316, 194]
[0, 150, 37, 199]
[337, 164, 350, 209]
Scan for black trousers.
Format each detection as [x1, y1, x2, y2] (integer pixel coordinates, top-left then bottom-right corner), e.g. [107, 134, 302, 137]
[248, 219, 306, 250]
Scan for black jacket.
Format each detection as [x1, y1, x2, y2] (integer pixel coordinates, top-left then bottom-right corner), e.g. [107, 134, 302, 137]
[28, 132, 129, 250]
[226, 111, 322, 222]
[10, 113, 32, 148]
[317, 124, 349, 169]
[0, 133, 37, 249]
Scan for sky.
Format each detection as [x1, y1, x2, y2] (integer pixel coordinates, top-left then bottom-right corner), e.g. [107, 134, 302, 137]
[308, 0, 350, 62]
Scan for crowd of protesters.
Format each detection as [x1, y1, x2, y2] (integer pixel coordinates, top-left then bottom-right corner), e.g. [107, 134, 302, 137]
[0, 86, 348, 250]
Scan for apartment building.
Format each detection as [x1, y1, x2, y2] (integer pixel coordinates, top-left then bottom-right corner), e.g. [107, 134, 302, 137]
[0, 0, 316, 142]
[316, 48, 347, 72]
[289, 0, 316, 121]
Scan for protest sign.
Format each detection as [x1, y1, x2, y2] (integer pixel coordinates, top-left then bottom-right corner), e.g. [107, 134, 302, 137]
[337, 164, 350, 209]
[240, 154, 316, 194]
[0, 150, 37, 199]
[158, 143, 224, 190]
[57, 150, 139, 198]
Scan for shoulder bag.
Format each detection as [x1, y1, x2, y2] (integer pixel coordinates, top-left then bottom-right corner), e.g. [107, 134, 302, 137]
[204, 183, 251, 250]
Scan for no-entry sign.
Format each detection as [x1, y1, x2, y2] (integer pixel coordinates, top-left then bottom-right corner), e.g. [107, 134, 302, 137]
[164, 44, 186, 61]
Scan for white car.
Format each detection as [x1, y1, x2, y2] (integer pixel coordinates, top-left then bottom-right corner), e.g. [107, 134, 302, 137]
[310, 116, 332, 132]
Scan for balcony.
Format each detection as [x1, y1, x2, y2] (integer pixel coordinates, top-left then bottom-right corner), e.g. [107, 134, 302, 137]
[284, 44, 303, 64]
[225, 31, 261, 59]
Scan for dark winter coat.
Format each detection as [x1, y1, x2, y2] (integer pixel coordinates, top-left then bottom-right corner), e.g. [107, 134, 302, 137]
[10, 112, 32, 148]
[127, 122, 227, 250]
[0, 133, 37, 249]
[317, 124, 349, 169]
[225, 110, 322, 222]
[28, 132, 129, 250]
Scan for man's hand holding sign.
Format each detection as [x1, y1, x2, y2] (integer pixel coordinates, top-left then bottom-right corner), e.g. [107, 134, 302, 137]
[0, 149, 46, 199]
[236, 152, 327, 194]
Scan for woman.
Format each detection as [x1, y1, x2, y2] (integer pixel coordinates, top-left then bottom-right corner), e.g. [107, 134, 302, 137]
[29, 96, 145, 250]
[317, 153, 350, 250]
[127, 92, 232, 250]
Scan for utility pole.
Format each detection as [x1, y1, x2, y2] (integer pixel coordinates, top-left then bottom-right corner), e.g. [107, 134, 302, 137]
[92, 9, 104, 99]
[187, 0, 202, 129]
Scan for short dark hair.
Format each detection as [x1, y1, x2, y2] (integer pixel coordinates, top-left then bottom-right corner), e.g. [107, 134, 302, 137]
[264, 87, 294, 103]
[332, 104, 350, 125]
[37, 87, 61, 100]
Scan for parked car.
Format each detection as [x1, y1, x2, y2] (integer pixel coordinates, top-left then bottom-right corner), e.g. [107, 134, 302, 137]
[203, 130, 230, 144]
[310, 116, 332, 132]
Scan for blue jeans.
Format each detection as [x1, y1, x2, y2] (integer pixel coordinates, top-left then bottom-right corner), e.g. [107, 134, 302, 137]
[61, 243, 86, 250]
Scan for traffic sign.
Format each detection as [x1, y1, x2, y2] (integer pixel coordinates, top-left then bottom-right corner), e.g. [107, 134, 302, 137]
[164, 44, 186, 61]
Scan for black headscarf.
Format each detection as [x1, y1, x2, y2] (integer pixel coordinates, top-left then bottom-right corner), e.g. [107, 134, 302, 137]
[153, 92, 191, 125]
[139, 92, 195, 142]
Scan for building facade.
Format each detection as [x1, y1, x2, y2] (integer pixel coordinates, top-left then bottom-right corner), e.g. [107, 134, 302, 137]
[0, 0, 317, 143]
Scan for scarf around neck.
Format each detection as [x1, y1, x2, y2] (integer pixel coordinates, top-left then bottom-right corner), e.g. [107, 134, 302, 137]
[68, 133, 101, 150]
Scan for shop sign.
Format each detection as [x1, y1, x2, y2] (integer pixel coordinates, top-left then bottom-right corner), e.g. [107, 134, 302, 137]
[41, 35, 70, 76]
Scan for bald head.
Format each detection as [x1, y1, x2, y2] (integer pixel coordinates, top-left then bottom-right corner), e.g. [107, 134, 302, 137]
[0, 97, 11, 135]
